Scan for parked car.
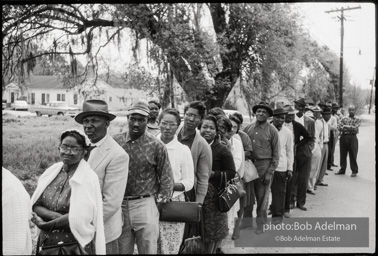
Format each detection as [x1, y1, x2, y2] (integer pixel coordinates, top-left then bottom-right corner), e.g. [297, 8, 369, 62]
[11, 100, 29, 111]
[29, 101, 80, 117]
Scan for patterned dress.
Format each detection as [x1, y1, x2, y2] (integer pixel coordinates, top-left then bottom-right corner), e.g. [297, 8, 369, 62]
[34, 168, 94, 254]
[157, 193, 185, 254]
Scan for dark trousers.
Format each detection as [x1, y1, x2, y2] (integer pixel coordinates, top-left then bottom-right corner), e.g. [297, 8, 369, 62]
[327, 131, 335, 168]
[339, 134, 359, 174]
[271, 171, 287, 218]
[291, 153, 312, 207]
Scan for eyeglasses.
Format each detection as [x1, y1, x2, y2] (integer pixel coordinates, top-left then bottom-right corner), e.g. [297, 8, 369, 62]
[160, 122, 177, 128]
[185, 112, 200, 120]
[59, 145, 83, 154]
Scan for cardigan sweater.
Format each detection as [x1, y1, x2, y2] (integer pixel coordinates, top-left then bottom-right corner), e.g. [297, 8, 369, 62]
[2, 167, 32, 255]
[177, 126, 212, 204]
[31, 160, 106, 254]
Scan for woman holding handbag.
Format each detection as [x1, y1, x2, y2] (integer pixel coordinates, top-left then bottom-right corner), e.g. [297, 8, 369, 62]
[156, 108, 194, 254]
[229, 113, 255, 239]
[199, 115, 236, 254]
[31, 129, 105, 255]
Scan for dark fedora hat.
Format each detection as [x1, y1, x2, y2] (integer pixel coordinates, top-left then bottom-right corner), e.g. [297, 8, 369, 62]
[272, 108, 288, 116]
[322, 107, 332, 114]
[252, 101, 273, 116]
[75, 100, 116, 124]
[294, 98, 307, 106]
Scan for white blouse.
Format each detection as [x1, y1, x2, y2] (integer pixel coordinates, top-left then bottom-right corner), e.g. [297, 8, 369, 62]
[158, 135, 194, 198]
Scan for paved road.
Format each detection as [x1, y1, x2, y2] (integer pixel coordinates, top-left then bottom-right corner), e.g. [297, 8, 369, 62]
[223, 113, 376, 254]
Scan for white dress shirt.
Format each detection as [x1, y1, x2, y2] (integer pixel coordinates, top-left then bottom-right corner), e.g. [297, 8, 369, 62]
[276, 126, 294, 172]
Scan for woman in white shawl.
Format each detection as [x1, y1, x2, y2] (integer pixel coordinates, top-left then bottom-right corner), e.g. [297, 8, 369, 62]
[31, 129, 105, 254]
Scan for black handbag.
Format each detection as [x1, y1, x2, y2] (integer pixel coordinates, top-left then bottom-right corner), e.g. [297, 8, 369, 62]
[179, 222, 206, 254]
[37, 220, 87, 255]
[218, 172, 241, 212]
[159, 193, 202, 223]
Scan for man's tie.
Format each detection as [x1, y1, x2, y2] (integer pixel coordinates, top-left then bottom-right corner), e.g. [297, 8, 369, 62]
[84, 145, 96, 161]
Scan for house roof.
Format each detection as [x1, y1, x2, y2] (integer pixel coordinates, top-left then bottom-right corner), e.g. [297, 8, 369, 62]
[25, 75, 65, 89]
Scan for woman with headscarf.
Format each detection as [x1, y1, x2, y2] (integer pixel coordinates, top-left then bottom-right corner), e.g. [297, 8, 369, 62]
[31, 129, 105, 255]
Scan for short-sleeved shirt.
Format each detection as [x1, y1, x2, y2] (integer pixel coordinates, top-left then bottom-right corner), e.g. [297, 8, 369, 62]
[114, 131, 174, 201]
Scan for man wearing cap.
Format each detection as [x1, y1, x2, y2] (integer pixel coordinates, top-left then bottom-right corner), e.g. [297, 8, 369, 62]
[114, 100, 174, 254]
[335, 105, 361, 177]
[308, 106, 324, 194]
[283, 105, 314, 212]
[326, 105, 339, 171]
[270, 108, 294, 224]
[315, 106, 332, 187]
[243, 102, 280, 234]
[74, 100, 129, 254]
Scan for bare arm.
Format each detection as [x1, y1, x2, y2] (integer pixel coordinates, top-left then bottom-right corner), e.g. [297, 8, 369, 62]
[32, 205, 63, 222]
[31, 212, 70, 231]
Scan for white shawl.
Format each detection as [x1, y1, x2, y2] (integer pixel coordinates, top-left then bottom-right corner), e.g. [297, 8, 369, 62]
[31, 159, 106, 255]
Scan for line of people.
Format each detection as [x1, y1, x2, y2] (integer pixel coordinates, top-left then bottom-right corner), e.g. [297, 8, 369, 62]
[2, 97, 360, 255]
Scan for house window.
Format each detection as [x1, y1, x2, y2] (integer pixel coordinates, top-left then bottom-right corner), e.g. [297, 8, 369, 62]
[31, 93, 35, 105]
[42, 93, 46, 105]
[74, 94, 78, 105]
[109, 97, 112, 102]
[57, 94, 65, 101]
[46, 94, 50, 103]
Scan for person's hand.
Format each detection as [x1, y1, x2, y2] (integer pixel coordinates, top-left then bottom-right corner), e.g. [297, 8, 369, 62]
[287, 170, 293, 181]
[156, 202, 164, 213]
[31, 212, 45, 228]
[261, 172, 272, 185]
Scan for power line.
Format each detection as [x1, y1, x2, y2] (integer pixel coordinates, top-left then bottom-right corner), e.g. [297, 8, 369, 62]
[325, 5, 361, 108]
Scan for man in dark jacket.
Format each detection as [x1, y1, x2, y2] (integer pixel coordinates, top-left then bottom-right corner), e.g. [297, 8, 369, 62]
[283, 105, 315, 213]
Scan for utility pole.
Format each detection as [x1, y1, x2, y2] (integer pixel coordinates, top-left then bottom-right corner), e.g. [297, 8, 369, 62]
[325, 6, 361, 108]
[369, 67, 376, 114]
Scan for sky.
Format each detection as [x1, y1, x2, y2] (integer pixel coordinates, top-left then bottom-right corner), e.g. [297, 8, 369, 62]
[296, 2, 376, 90]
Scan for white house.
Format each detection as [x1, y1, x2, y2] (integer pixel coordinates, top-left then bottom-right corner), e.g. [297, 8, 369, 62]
[3, 75, 148, 110]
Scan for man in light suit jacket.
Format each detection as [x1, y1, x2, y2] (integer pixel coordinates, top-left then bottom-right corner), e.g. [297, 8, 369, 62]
[75, 100, 129, 254]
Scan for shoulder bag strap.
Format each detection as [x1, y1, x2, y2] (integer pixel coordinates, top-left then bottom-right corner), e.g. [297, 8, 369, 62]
[39, 218, 59, 247]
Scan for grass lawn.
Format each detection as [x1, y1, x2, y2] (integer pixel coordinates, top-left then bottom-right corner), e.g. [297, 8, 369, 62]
[2, 113, 127, 253]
